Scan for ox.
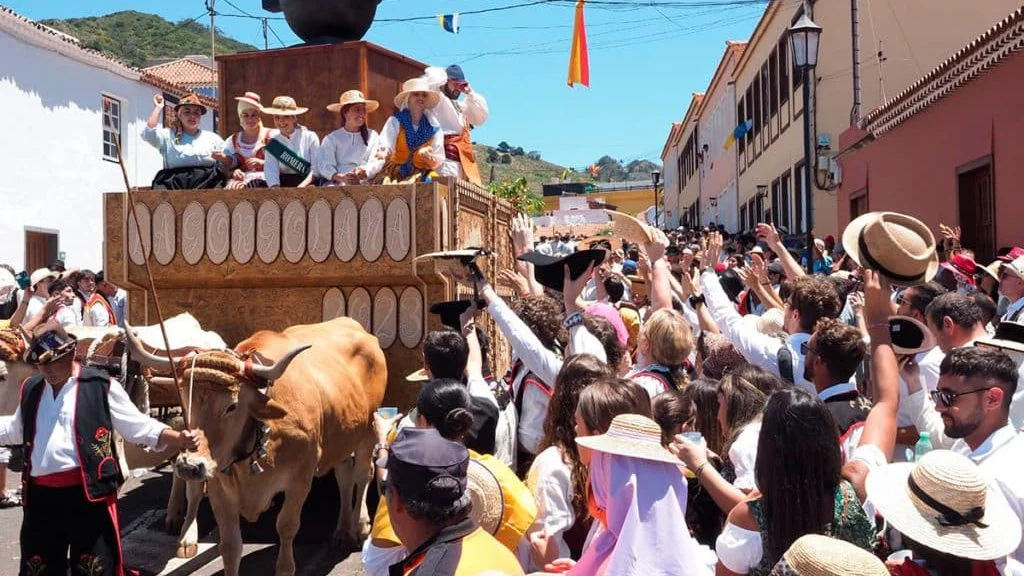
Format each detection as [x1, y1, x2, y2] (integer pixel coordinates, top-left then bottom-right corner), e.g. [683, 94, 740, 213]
[127, 317, 387, 576]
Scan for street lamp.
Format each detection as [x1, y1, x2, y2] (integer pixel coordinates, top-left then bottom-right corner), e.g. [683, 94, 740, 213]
[651, 170, 661, 229]
[790, 12, 822, 274]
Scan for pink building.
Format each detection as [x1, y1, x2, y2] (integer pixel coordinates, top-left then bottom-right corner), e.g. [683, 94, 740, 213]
[836, 7, 1024, 263]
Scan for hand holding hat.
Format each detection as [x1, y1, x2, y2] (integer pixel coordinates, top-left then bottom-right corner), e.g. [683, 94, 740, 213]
[862, 269, 894, 332]
[563, 262, 595, 314]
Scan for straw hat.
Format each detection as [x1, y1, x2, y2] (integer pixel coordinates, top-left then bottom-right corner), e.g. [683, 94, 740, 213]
[327, 90, 380, 113]
[575, 414, 679, 465]
[976, 319, 1024, 355]
[29, 268, 57, 288]
[466, 459, 504, 536]
[977, 260, 1001, 284]
[1002, 256, 1024, 281]
[261, 96, 308, 116]
[405, 368, 429, 382]
[394, 78, 440, 109]
[174, 93, 208, 115]
[235, 91, 263, 110]
[777, 534, 888, 576]
[866, 450, 1021, 561]
[888, 315, 937, 356]
[841, 212, 938, 285]
[606, 210, 654, 246]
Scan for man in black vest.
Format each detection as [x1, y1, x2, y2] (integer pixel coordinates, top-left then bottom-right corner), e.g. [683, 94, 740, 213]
[803, 317, 873, 460]
[0, 329, 198, 576]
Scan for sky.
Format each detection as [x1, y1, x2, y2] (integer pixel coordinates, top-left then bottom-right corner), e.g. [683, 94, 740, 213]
[4, 0, 769, 168]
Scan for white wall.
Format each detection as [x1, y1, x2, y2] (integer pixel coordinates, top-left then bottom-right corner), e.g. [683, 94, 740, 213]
[0, 31, 213, 272]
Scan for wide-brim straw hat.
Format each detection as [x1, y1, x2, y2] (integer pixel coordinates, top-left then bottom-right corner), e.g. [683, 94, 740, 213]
[29, 267, 58, 288]
[606, 210, 654, 246]
[575, 414, 679, 465]
[866, 450, 1021, 561]
[841, 212, 938, 286]
[394, 77, 440, 109]
[174, 93, 208, 115]
[466, 459, 504, 536]
[405, 368, 429, 382]
[327, 90, 380, 113]
[975, 320, 1024, 355]
[779, 534, 889, 576]
[977, 260, 1001, 284]
[889, 315, 937, 356]
[235, 91, 263, 110]
[262, 96, 308, 116]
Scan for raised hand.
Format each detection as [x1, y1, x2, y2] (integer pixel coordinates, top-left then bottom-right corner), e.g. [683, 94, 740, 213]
[510, 213, 534, 256]
[861, 269, 893, 328]
[755, 222, 782, 248]
[497, 269, 529, 295]
[646, 227, 669, 264]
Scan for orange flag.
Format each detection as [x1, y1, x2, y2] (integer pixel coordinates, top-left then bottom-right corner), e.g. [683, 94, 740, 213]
[567, 0, 590, 87]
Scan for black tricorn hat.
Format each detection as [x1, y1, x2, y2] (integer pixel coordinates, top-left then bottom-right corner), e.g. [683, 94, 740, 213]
[517, 249, 606, 291]
[430, 300, 477, 330]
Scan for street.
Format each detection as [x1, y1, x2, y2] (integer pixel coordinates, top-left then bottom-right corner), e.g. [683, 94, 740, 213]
[0, 468, 367, 575]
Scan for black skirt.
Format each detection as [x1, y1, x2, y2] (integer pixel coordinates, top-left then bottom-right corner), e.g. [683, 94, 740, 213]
[152, 166, 224, 190]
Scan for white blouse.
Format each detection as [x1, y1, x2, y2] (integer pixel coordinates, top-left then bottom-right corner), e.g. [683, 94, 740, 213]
[316, 128, 383, 184]
[526, 446, 576, 567]
[729, 421, 761, 491]
[264, 125, 321, 186]
[377, 114, 445, 171]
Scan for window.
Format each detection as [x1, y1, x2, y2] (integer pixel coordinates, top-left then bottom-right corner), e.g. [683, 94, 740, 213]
[778, 38, 790, 106]
[771, 179, 780, 225]
[745, 85, 755, 150]
[752, 76, 761, 139]
[850, 190, 869, 224]
[769, 53, 778, 118]
[747, 199, 757, 230]
[740, 204, 747, 232]
[737, 97, 746, 155]
[780, 171, 792, 231]
[761, 64, 770, 128]
[102, 95, 122, 161]
[24, 229, 58, 272]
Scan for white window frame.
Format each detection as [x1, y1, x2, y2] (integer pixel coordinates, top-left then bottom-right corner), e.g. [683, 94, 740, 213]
[102, 93, 123, 162]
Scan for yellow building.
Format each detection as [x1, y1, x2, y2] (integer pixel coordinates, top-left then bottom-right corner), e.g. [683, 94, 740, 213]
[542, 181, 660, 220]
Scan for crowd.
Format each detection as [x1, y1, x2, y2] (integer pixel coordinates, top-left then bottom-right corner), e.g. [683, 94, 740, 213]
[142, 64, 487, 190]
[367, 211, 1024, 576]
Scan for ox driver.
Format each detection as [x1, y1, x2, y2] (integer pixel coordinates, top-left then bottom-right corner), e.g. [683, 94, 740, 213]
[0, 323, 199, 576]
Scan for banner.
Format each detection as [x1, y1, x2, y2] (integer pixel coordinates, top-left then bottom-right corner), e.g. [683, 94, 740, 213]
[567, 1, 590, 87]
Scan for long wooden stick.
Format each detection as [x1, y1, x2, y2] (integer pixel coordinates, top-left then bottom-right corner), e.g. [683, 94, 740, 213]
[113, 134, 190, 429]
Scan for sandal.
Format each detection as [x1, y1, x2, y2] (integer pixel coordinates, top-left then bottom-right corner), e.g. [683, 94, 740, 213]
[0, 491, 21, 508]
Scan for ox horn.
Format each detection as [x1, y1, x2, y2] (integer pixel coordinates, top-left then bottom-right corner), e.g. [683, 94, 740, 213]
[124, 323, 176, 372]
[248, 345, 311, 382]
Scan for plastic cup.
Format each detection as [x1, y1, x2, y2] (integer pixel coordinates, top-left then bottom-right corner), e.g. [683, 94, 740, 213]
[377, 407, 399, 419]
[681, 431, 705, 447]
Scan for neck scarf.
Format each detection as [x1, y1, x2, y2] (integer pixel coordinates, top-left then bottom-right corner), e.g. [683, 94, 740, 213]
[569, 451, 703, 576]
[395, 108, 437, 178]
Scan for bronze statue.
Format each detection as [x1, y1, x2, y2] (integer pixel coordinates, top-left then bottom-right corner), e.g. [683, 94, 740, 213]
[262, 0, 382, 44]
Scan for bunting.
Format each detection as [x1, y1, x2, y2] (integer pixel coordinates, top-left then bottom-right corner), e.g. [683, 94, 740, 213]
[438, 13, 460, 34]
[567, 1, 590, 87]
[723, 119, 753, 150]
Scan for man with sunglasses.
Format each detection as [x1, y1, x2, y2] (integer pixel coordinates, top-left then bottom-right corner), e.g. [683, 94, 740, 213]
[999, 256, 1024, 324]
[893, 282, 948, 457]
[427, 64, 488, 186]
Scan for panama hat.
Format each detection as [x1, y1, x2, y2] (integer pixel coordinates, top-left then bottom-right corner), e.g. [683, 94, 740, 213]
[234, 91, 263, 110]
[576, 414, 679, 465]
[29, 267, 57, 288]
[1002, 255, 1024, 281]
[866, 450, 1021, 561]
[517, 250, 605, 292]
[261, 96, 308, 116]
[775, 534, 888, 576]
[466, 459, 504, 536]
[606, 210, 654, 246]
[842, 212, 938, 285]
[327, 90, 380, 113]
[174, 93, 208, 115]
[977, 260, 1001, 284]
[976, 319, 1024, 355]
[394, 77, 440, 109]
[888, 315, 937, 356]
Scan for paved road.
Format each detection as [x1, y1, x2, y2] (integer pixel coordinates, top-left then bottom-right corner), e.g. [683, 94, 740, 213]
[0, 467, 368, 575]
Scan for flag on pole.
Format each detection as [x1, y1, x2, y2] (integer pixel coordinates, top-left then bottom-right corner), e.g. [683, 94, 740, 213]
[438, 13, 460, 34]
[567, 1, 590, 87]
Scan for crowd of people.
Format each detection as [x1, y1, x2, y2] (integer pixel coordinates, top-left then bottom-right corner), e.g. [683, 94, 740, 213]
[142, 64, 488, 190]
[366, 211, 1024, 575]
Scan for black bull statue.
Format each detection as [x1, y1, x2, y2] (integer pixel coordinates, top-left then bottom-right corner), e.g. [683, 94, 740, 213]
[262, 0, 382, 44]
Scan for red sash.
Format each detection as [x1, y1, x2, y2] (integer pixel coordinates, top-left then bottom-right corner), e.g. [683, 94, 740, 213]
[86, 293, 116, 326]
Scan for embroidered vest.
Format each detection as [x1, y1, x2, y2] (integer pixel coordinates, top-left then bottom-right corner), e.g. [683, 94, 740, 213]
[823, 390, 872, 439]
[86, 292, 116, 326]
[20, 367, 123, 502]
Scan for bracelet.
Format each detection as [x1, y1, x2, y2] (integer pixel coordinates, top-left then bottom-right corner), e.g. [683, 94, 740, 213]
[689, 295, 705, 308]
[563, 311, 584, 329]
[694, 461, 710, 481]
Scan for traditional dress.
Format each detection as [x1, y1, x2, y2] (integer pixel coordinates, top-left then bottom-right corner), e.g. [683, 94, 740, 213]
[265, 125, 321, 187]
[377, 110, 444, 183]
[0, 364, 169, 575]
[84, 293, 116, 328]
[223, 127, 274, 188]
[141, 127, 225, 190]
[427, 84, 488, 186]
[316, 127, 383, 185]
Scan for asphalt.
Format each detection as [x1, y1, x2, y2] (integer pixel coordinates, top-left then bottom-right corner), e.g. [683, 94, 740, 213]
[0, 467, 367, 575]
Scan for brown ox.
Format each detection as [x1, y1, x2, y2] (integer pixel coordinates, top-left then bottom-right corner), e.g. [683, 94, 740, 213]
[127, 317, 387, 576]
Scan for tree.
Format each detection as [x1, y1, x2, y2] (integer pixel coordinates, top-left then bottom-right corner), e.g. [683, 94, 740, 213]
[511, 146, 525, 156]
[526, 151, 542, 161]
[500, 154, 512, 165]
[487, 149, 500, 162]
[488, 177, 545, 215]
[497, 141, 511, 153]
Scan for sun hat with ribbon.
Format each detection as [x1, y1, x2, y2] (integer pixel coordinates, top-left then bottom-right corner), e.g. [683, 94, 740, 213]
[393, 77, 440, 109]
[234, 91, 263, 113]
[575, 414, 679, 465]
[261, 96, 308, 116]
[174, 93, 208, 115]
[1001, 255, 1024, 281]
[865, 450, 1021, 561]
[888, 315, 937, 356]
[327, 90, 380, 113]
[841, 212, 939, 286]
[771, 534, 888, 576]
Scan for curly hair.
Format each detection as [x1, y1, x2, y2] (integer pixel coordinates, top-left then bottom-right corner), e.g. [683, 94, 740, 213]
[812, 318, 867, 382]
[539, 354, 612, 519]
[788, 276, 842, 333]
[510, 295, 567, 350]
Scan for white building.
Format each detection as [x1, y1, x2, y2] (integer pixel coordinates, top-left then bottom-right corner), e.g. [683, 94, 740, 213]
[0, 5, 215, 272]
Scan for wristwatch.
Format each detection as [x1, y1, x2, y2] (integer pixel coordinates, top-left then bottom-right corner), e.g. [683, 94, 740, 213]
[563, 311, 585, 329]
[689, 295, 706, 308]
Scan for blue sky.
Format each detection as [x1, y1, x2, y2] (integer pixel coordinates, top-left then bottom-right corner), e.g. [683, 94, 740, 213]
[5, 0, 767, 167]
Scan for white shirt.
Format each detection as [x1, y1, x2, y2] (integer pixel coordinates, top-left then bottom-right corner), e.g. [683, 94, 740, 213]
[895, 346, 943, 461]
[818, 382, 857, 402]
[264, 125, 321, 186]
[1003, 297, 1024, 323]
[953, 424, 1024, 562]
[525, 446, 576, 568]
[55, 304, 79, 328]
[85, 298, 111, 327]
[730, 421, 761, 491]
[24, 294, 45, 323]
[316, 127, 383, 184]
[0, 371, 168, 476]
[429, 91, 489, 180]
[141, 127, 224, 169]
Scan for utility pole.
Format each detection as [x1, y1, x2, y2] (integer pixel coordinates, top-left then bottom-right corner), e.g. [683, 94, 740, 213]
[263, 18, 269, 50]
[207, 0, 216, 85]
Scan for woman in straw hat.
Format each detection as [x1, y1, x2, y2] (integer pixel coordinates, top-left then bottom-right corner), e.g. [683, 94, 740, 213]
[867, 450, 1023, 575]
[377, 77, 444, 183]
[215, 92, 274, 189]
[317, 90, 384, 186]
[142, 93, 227, 189]
[261, 96, 320, 188]
[537, 413, 716, 575]
[767, 534, 888, 576]
[364, 378, 535, 576]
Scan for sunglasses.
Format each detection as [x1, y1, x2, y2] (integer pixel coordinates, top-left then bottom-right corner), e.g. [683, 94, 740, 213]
[930, 387, 991, 407]
[800, 341, 817, 356]
[895, 292, 908, 306]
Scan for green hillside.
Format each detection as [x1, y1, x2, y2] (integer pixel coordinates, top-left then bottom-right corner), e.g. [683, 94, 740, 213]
[41, 11, 257, 68]
[475, 144, 595, 193]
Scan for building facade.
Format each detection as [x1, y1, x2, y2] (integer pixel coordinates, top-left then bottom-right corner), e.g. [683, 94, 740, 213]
[836, 7, 1024, 264]
[661, 122, 682, 227]
[697, 41, 746, 231]
[0, 6, 213, 272]
[674, 93, 703, 228]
